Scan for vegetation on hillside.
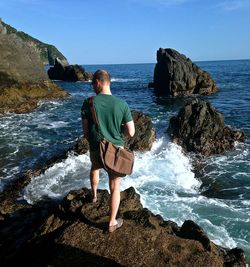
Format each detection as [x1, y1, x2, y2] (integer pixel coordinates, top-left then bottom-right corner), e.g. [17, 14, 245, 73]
[2, 20, 68, 65]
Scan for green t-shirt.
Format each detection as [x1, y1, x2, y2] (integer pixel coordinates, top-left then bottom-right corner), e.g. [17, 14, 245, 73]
[81, 94, 133, 151]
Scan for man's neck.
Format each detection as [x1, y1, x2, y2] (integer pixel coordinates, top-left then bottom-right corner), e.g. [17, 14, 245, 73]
[99, 85, 112, 95]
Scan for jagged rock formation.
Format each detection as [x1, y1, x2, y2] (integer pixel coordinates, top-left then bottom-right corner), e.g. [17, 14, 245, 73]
[0, 187, 246, 266]
[152, 48, 217, 96]
[1, 19, 68, 65]
[167, 98, 245, 155]
[125, 110, 155, 151]
[0, 20, 69, 114]
[48, 57, 93, 81]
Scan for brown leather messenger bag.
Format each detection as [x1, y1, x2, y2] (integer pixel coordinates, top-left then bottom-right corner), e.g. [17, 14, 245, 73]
[88, 97, 134, 177]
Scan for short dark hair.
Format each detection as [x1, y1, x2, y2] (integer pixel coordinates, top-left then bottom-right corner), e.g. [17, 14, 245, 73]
[92, 70, 111, 85]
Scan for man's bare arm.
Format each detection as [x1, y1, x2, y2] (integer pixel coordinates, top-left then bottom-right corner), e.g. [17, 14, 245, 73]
[82, 119, 89, 140]
[122, 120, 135, 137]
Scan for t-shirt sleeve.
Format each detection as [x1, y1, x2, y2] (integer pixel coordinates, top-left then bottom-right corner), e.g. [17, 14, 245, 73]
[81, 99, 90, 120]
[122, 102, 133, 124]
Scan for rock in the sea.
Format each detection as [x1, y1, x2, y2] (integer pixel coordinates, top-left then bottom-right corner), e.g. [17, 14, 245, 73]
[0, 21, 69, 114]
[0, 187, 246, 266]
[153, 48, 217, 96]
[48, 57, 93, 81]
[167, 98, 245, 155]
[74, 110, 156, 154]
[125, 110, 155, 151]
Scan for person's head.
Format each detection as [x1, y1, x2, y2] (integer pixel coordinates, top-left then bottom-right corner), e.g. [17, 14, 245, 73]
[92, 70, 111, 94]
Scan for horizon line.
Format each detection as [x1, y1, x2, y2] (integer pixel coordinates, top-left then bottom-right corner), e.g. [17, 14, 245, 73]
[79, 58, 250, 66]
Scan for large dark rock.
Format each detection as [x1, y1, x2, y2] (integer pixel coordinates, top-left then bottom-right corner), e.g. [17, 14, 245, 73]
[74, 110, 156, 154]
[153, 48, 217, 96]
[0, 187, 246, 266]
[167, 98, 245, 155]
[0, 21, 69, 114]
[126, 110, 156, 151]
[48, 57, 93, 81]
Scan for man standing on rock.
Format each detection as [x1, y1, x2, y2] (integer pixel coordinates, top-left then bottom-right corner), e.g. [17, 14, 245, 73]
[81, 70, 135, 233]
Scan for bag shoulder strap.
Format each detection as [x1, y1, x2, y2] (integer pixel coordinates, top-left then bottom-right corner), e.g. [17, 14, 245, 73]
[88, 96, 99, 132]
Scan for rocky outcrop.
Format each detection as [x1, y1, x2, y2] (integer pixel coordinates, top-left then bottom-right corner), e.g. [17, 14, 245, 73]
[1, 19, 68, 65]
[0, 187, 246, 266]
[0, 81, 69, 114]
[153, 48, 217, 97]
[0, 21, 69, 114]
[125, 110, 155, 151]
[74, 110, 156, 154]
[0, 110, 154, 214]
[48, 57, 93, 81]
[167, 98, 245, 156]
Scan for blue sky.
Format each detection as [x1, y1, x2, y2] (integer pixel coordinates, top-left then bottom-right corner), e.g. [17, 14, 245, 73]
[1, 0, 250, 64]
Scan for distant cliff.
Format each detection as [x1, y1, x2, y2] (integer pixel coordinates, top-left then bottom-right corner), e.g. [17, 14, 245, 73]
[0, 20, 69, 114]
[1, 19, 68, 65]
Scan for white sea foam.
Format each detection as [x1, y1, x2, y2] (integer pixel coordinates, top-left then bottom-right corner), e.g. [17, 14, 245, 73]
[111, 78, 139, 82]
[242, 200, 250, 206]
[128, 137, 200, 191]
[23, 136, 199, 203]
[199, 219, 237, 248]
[23, 153, 92, 204]
[36, 121, 69, 129]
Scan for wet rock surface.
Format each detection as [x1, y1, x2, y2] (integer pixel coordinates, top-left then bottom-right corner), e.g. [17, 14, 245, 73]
[167, 98, 245, 155]
[0, 187, 246, 266]
[125, 111, 156, 151]
[153, 48, 217, 97]
[0, 80, 69, 114]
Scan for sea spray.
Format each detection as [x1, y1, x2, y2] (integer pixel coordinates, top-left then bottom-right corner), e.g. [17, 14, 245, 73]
[23, 136, 199, 203]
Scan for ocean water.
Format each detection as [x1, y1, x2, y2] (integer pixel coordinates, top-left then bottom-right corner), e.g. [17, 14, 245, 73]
[0, 61, 249, 262]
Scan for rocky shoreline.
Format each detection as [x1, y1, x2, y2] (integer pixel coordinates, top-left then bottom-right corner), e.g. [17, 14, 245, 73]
[0, 27, 247, 265]
[0, 106, 247, 266]
[0, 187, 246, 266]
[0, 80, 69, 114]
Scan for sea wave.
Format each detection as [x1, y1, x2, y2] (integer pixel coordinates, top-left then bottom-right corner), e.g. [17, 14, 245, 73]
[111, 78, 140, 82]
[22, 136, 199, 207]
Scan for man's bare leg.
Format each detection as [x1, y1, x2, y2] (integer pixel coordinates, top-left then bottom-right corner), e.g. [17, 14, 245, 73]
[108, 176, 122, 226]
[90, 167, 100, 202]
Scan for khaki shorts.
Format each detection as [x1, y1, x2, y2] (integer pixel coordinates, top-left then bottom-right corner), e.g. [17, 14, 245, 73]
[89, 147, 124, 178]
[90, 150, 104, 170]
